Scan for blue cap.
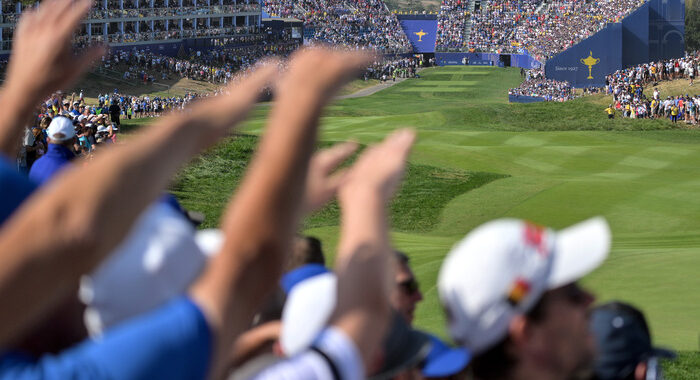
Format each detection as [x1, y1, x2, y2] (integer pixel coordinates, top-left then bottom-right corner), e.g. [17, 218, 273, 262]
[421, 334, 471, 378]
[280, 264, 329, 293]
[0, 157, 36, 226]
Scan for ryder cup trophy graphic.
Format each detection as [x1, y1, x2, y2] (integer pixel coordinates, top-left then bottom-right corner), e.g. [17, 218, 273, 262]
[580, 51, 600, 80]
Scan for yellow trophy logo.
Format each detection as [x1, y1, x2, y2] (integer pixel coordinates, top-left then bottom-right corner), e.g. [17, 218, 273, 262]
[580, 51, 600, 80]
[414, 29, 427, 42]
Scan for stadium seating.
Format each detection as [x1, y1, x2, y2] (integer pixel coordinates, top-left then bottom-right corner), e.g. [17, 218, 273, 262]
[436, 0, 470, 52]
[263, 0, 411, 53]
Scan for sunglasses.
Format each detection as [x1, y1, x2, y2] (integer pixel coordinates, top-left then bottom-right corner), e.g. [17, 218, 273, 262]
[398, 278, 420, 295]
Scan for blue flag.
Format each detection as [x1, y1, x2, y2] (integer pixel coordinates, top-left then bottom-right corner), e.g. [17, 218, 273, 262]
[398, 19, 438, 53]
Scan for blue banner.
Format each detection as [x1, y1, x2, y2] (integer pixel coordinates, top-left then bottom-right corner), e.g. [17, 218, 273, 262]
[545, 23, 623, 88]
[509, 95, 547, 103]
[398, 19, 438, 53]
[545, 0, 684, 88]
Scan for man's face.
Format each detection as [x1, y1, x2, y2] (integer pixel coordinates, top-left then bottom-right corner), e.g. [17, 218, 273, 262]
[391, 261, 423, 325]
[526, 283, 596, 378]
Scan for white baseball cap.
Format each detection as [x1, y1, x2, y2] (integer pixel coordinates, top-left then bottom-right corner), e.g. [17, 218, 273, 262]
[47, 116, 75, 142]
[79, 202, 221, 336]
[438, 217, 611, 354]
[281, 270, 432, 378]
[281, 271, 337, 356]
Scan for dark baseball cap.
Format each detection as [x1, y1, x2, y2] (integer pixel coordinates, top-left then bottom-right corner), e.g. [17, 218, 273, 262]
[590, 302, 676, 380]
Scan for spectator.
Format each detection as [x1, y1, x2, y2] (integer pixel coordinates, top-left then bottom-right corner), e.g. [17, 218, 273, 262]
[28, 116, 77, 185]
[108, 98, 121, 127]
[604, 53, 700, 124]
[589, 301, 677, 380]
[509, 68, 577, 101]
[438, 217, 611, 380]
[392, 251, 424, 325]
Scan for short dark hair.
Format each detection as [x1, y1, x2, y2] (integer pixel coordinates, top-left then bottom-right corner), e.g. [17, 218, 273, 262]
[394, 250, 410, 265]
[285, 235, 325, 271]
[470, 290, 551, 379]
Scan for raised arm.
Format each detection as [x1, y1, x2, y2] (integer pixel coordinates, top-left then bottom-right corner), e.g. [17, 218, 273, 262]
[0, 0, 105, 158]
[188, 48, 372, 379]
[0, 63, 278, 348]
[332, 129, 416, 370]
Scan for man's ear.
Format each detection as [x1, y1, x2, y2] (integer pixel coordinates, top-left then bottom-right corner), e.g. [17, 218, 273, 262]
[634, 361, 647, 380]
[508, 314, 529, 349]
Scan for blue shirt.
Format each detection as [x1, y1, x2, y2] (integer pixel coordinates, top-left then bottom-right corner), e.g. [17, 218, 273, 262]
[0, 297, 211, 380]
[28, 144, 76, 186]
[0, 157, 36, 226]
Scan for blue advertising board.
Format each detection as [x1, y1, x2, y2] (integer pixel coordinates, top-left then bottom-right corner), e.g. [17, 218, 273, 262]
[545, 0, 685, 87]
[509, 95, 547, 103]
[648, 0, 685, 62]
[622, 3, 650, 68]
[397, 17, 438, 53]
[545, 23, 623, 88]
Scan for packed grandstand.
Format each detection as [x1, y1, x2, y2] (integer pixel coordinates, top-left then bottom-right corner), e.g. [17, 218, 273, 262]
[0, 0, 654, 56]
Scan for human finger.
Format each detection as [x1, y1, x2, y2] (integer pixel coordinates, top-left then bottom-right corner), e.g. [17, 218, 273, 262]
[55, 0, 93, 34]
[192, 60, 279, 124]
[313, 141, 358, 174]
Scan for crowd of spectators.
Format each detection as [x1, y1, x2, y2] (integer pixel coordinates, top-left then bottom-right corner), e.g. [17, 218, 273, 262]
[263, 0, 299, 17]
[262, 0, 412, 53]
[365, 56, 421, 81]
[18, 90, 211, 172]
[436, 0, 469, 51]
[508, 68, 577, 101]
[101, 42, 300, 85]
[604, 53, 700, 123]
[18, 51, 419, 172]
[71, 27, 262, 49]
[0, 2, 686, 380]
[467, 0, 542, 53]
[84, 4, 260, 20]
[512, 0, 646, 61]
[460, 0, 647, 60]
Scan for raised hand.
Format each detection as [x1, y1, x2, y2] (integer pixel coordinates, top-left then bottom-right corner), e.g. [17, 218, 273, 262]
[339, 129, 416, 204]
[303, 141, 358, 214]
[278, 47, 376, 102]
[328, 129, 416, 370]
[4, 0, 106, 101]
[0, 0, 106, 157]
[163, 61, 280, 152]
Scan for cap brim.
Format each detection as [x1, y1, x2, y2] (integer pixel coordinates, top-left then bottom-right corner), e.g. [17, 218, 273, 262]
[651, 347, 677, 359]
[280, 273, 337, 356]
[422, 347, 471, 378]
[369, 313, 432, 380]
[548, 217, 611, 289]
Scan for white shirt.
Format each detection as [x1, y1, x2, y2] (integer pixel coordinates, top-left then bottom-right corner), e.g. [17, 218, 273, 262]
[253, 328, 363, 380]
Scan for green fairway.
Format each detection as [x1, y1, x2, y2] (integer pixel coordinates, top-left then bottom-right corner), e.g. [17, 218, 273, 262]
[165, 65, 700, 374]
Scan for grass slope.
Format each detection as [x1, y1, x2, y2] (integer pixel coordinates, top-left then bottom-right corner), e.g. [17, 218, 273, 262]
[128, 66, 699, 376]
[169, 134, 505, 232]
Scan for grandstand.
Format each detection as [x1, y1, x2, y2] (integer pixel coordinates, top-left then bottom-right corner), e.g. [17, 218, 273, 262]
[263, 0, 412, 53]
[0, 0, 263, 54]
